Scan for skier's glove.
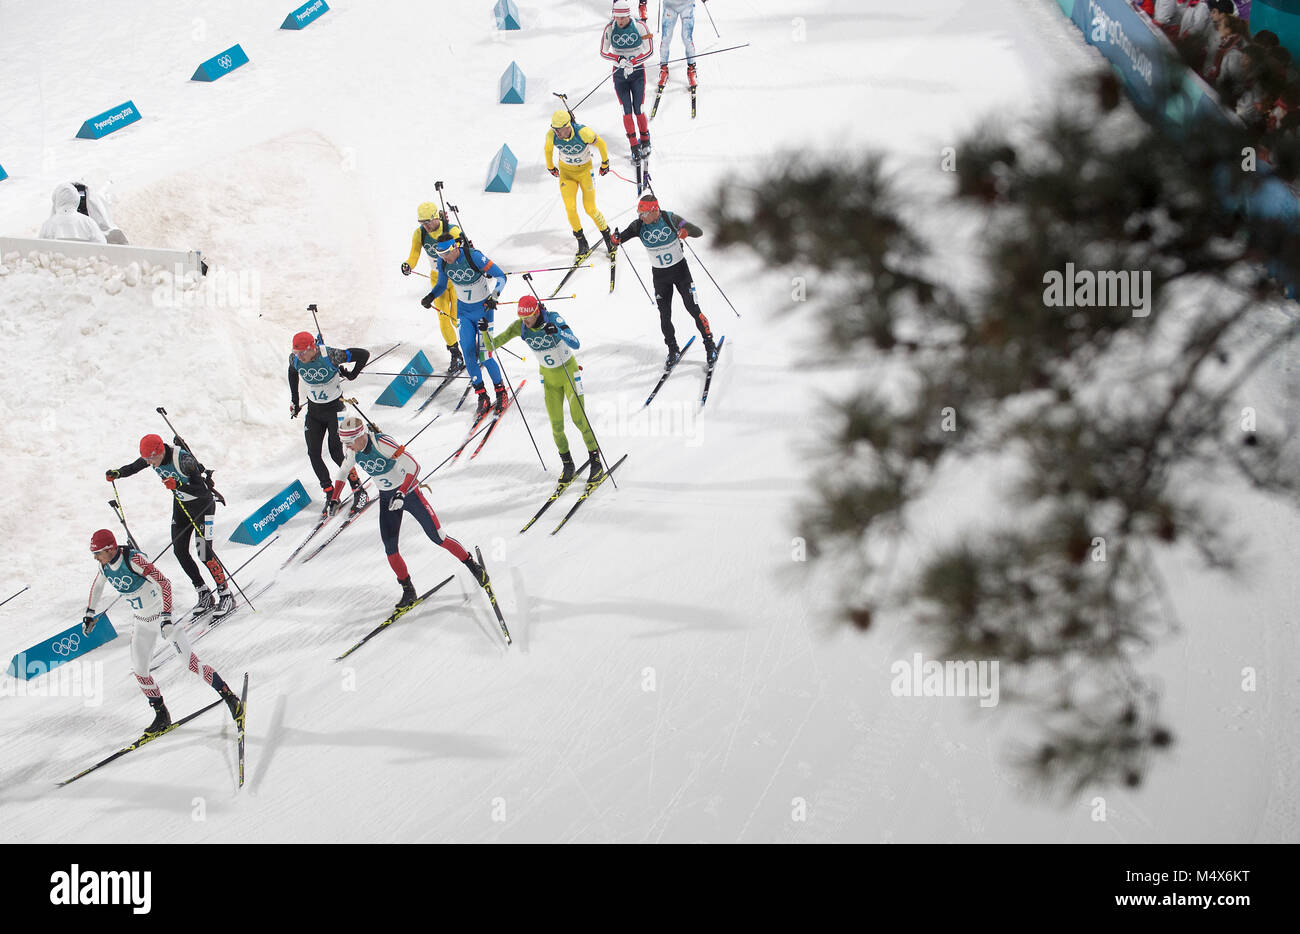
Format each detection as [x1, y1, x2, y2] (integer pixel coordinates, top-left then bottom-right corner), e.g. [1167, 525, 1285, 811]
[677, 225, 689, 240]
[483, 296, 498, 312]
[599, 160, 610, 176]
[290, 401, 301, 418]
[421, 292, 436, 309]
[105, 469, 121, 482]
[341, 366, 357, 381]
[388, 493, 405, 512]
[543, 322, 559, 335]
[400, 262, 412, 276]
[610, 230, 621, 246]
[159, 611, 173, 635]
[548, 167, 560, 178]
[82, 614, 96, 637]
[163, 477, 179, 491]
[619, 57, 633, 77]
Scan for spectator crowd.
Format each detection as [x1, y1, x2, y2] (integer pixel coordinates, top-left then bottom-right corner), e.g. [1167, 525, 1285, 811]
[1133, 0, 1300, 145]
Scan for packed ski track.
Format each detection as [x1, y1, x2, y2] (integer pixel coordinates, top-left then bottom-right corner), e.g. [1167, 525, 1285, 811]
[0, 0, 1296, 842]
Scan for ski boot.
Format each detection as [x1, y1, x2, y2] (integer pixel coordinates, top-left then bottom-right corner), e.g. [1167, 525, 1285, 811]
[627, 133, 641, 162]
[659, 64, 669, 86]
[573, 228, 591, 260]
[462, 553, 488, 586]
[559, 451, 576, 484]
[493, 381, 508, 415]
[448, 343, 464, 371]
[665, 344, 680, 368]
[218, 681, 244, 727]
[599, 226, 615, 255]
[588, 457, 605, 483]
[143, 696, 172, 738]
[212, 586, 236, 619]
[473, 384, 492, 419]
[687, 63, 698, 87]
[638, 136, 652, 160]
[396, 576, 418, 610]
[703, 333, 718, 365]
[190, 586, 215, 617]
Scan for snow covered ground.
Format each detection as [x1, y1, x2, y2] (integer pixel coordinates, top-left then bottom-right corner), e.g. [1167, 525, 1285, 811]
[0, 0, 1295, 842]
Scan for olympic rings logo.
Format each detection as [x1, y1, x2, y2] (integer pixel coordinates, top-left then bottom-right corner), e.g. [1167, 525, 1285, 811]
[51, 634, 81, 656]
[642, 227, 674, 245]
[449, 269, 478, 284]
[358, 455, 389, 473]
[218, 55, 233, 69]
[300, 368, 332, 383]
[612, 34, 640, 49]
[105, 573, 135, 589]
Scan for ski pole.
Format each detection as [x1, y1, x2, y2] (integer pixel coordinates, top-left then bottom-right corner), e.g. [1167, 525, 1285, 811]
[506, 263, 593, 275]
[684, 240, 740, 317]
[421, 419, 495, 482]
[354, 370, 472, 379]
[230, 533, 280, 576]
[0, 586, 28, 610]
[492, 348, 548, 471]
[567, 73, 613, 113]
[368, 341, 403, 368]
[171, 493, 255, 612]
[621, 247, 658, 309]
[661, 43, 745, 68]
[107, 489, 143, 552]
[522, 274, 616, 488]
[701, 0, 721, 39]
[502, 294, 578, 303]
[564, 42, 747, 114]
[403, 412, 443, 449]
[475, 301, 546, 470]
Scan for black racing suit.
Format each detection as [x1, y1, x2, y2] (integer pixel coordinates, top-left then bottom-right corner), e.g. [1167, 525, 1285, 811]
[115, 445, 222, 591]
[615, 212, 713, 354]
[288, 347, 370, 492]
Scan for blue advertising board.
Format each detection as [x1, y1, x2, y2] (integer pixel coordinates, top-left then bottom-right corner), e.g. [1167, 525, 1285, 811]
[229, 479, 312, 545]
[192, 44, 250, 82]
[494, 0, 522, 30]
[8, 615, 118, 680]
[375, 350, 435, 407]
[485, 144, 518, 193]
[281, 0, 329, 30]
[499, 62, 526, 104]
[76, 101, 141, 140]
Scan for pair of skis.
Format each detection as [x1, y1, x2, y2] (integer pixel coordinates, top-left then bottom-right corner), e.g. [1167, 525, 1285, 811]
[335, 574, 455, 660]
[335, 545, 511, 658]
[60, 673, 249, 789]
[149, 579, 277, 673]
[414, 358, 466, 415]
[518, 453, 630, 535]
[650, 74, 697, 120]
[548, 250, 597, 299]
[448, 379, 527, 464]
[300, 490, 375, 564]
[642, 336, 726, 409]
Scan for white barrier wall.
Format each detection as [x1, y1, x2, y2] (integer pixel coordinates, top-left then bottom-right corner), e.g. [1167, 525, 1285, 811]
[0, 237, 206, 276]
